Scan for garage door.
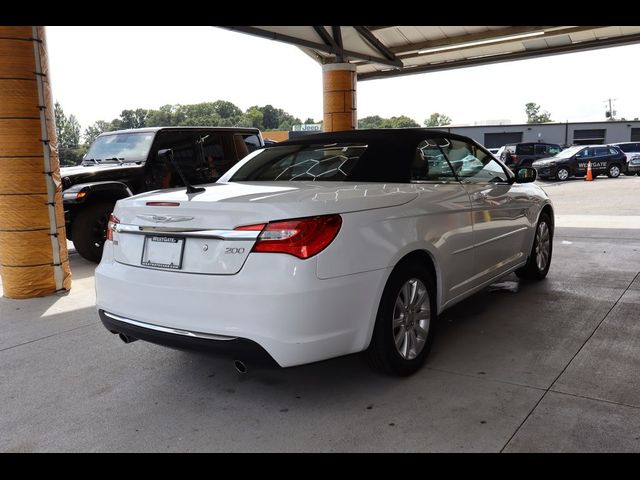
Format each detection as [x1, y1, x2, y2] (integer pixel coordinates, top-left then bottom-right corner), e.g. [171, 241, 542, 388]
[484, 132, 523, 148]
[573, 129, 605, 145]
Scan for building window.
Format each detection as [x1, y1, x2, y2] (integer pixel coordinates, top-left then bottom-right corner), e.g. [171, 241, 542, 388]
[631, 128, 640, 142]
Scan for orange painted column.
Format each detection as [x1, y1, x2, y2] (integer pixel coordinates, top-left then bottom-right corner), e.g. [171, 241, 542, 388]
[322, 63, 357, 132]
[0, 26, 71, 298]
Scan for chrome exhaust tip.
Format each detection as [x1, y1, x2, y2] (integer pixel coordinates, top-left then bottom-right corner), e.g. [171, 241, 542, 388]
[118, 332, 138, 344]
[233, 360, 248, 374]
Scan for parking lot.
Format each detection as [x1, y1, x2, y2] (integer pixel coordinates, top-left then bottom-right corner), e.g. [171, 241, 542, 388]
[1, 176, 639, 452]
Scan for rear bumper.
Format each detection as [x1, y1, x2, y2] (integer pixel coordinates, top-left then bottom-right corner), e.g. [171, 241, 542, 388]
[99, 310, 279, 367]
[95, 242, 390, 368]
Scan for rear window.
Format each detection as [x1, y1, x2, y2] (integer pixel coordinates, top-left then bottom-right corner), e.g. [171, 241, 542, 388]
[229, 143, 367, 181]
[618, 143, 640, 153]
[516, 144, 534, 155]
[548, 145, 561, 155]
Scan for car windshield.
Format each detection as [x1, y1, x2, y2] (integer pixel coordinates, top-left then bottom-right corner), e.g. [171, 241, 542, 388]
[228, 143, 368, 182]
[553, 146, 584, 158]
[84, 132, 155, 164]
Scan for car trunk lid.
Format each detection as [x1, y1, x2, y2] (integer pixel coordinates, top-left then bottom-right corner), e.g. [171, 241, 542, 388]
[112, 181, 418, 275]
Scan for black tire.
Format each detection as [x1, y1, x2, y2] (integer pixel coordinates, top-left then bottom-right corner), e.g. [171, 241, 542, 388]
[72, 202, 115, 263]
[516, 212, 553, 281]
[607, 164, 621, 178]
[366, 261, 437, 376]
[555, 167, 570, 181]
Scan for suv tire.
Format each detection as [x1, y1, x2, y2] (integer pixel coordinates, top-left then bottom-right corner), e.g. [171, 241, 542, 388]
[607, 164, 621, 178]
[72, 202, 114, 263]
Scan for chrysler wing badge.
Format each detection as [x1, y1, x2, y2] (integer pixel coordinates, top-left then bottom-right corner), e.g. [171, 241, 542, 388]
[136, 214, 195, 223]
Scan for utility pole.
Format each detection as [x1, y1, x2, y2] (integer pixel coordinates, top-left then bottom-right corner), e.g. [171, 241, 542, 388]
[604, 98, 617, 120]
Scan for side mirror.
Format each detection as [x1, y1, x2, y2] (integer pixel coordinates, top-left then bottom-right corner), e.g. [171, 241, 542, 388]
[515, 167, 536, 183]
[157, 148, 173, 161]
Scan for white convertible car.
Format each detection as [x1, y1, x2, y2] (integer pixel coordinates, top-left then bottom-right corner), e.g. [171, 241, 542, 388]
[95, 129, 554, 376]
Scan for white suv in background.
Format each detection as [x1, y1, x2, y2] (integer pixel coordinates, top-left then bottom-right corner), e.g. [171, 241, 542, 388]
[611, 142, 640, 175]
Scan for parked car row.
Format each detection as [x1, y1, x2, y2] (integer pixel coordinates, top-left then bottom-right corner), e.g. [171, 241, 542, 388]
[489, 141, 638, 181]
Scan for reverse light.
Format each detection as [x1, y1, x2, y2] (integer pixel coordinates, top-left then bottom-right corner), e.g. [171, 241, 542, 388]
[106, 214, 119, 241]
[235, 214, 342, 259]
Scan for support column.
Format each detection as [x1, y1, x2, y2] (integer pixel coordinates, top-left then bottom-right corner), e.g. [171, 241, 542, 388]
[322, 63, 357, 132]
[0, 26, 71, 298]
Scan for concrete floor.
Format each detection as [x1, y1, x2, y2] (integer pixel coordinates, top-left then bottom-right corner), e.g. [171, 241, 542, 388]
[1, 176, 640, 452]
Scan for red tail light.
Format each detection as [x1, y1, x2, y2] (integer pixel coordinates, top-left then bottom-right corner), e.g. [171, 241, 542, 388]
[235, 214, 342, 259]
[106, 214, 119, 241]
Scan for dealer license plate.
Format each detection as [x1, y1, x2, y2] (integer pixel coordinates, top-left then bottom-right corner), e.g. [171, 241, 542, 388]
[141, 236, 185, 270]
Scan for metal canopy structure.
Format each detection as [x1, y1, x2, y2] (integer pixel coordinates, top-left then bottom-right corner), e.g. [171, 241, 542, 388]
[225, 26, 640, 80]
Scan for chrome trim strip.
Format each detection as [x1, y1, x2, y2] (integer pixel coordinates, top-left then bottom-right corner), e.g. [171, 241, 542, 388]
[103, 311, 237, 341]
[452, 226, 528, 255]
[450, 251, 524, 292]
[113, 223, 260, 240]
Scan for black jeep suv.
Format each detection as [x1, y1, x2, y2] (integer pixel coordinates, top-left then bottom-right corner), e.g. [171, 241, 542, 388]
[62, 127, 264, 262]
[501, 142, 562, 169]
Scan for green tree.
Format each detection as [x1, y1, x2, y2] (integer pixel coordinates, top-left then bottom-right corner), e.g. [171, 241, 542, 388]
[119, 108, 148, 129]
[304, 118, 316, 124]
[175, 102, 221, 126]
[525, 102, 553, 123]
[385, 115, 420, 128]
[84, 120, 113, 144]
[424, 112, 452, 127]
[358, 115, 385, 129]
[145, 104, 178, 127]
[54, 101, 67, 143]
[54, 102, 81, 148]
[243, 106, 264, 129]
[212, 100, 242, 119]
[260, 105, 279, 129]
[54, 102, 85, 165]
[64, 114, 81, 148]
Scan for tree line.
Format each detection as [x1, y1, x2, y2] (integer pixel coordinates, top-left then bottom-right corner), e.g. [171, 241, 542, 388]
[53, 99, 454, 165]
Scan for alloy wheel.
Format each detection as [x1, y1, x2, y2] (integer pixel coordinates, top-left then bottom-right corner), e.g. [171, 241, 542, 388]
[535, 221, 551, 272]
[392, 279, 431, 360]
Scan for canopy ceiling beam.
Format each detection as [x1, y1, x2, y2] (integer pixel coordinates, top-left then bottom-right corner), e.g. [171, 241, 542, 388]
[359, 32, 640, 80]
[224, 26, 402, 69]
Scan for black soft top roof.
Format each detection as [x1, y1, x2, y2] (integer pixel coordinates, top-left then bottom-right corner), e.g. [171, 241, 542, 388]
[258, 128, 480, 183]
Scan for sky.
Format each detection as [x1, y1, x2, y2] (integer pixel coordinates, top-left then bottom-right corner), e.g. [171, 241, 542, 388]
[45, 26, 640, 131]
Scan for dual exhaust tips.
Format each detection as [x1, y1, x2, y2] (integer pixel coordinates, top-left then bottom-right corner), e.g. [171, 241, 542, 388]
[116, 332, 248, 374]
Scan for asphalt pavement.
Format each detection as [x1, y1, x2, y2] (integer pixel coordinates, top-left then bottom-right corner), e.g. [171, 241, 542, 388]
[1, 176, 639, 452]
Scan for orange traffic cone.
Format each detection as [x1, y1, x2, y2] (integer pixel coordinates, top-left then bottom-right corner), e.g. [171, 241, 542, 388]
[585, 160, 593, 181]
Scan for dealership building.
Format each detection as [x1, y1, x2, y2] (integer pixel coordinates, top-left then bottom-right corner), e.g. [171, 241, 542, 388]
[431, 120, 640, 148]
